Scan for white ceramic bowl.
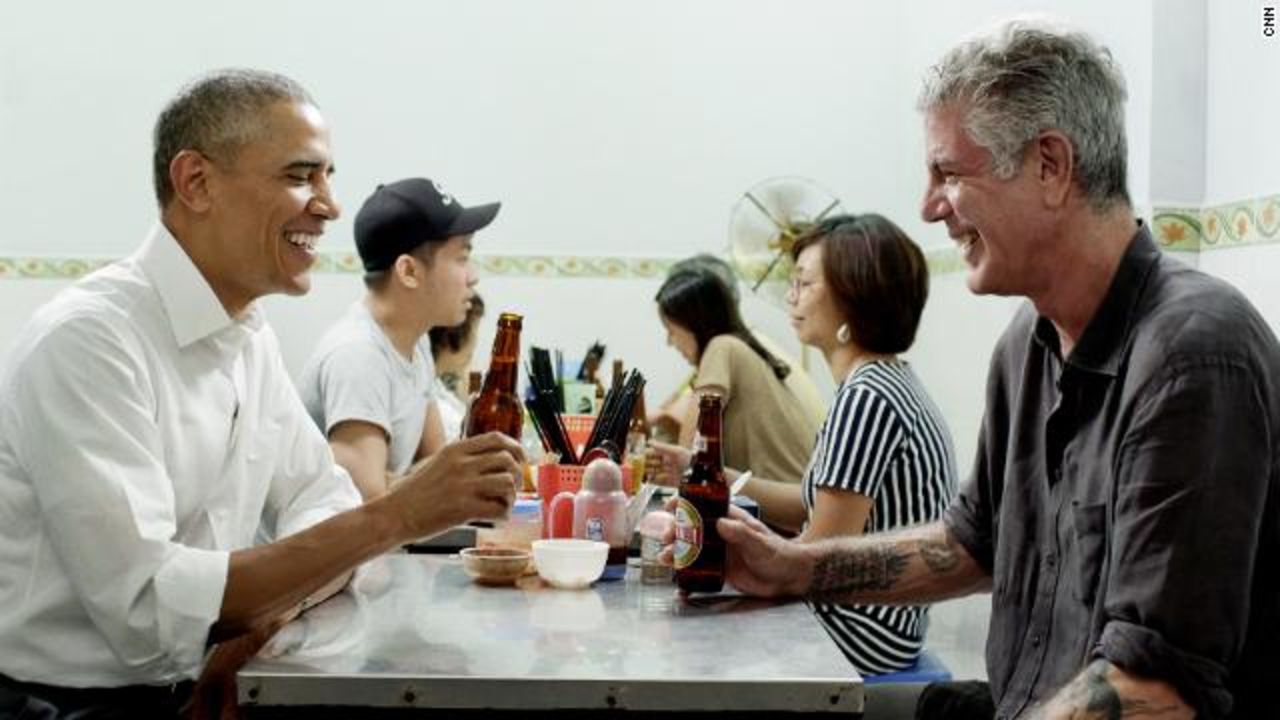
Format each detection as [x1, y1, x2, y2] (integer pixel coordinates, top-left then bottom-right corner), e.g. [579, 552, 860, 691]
[531, 539, 609, 589]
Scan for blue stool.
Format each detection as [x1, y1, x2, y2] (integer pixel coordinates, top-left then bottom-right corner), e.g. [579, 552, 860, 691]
[863, 649, 953, 685]
[863, 651, 954, 718]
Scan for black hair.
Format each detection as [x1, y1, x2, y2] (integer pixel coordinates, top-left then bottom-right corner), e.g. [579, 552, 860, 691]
[791, 213, 929, 354]
[655, 268, 790, 381]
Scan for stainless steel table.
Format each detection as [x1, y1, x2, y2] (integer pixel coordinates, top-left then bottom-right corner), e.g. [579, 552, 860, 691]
[238, 554, 863, 717]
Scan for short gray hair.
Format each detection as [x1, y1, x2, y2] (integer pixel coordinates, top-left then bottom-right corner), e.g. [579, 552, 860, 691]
[918, 20, 1130, 210]
[152, 69, 314, 209]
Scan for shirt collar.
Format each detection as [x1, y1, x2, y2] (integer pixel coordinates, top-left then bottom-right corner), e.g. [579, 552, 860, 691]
[1033, 222, 1161, 377]
[137, 223, 265, 349]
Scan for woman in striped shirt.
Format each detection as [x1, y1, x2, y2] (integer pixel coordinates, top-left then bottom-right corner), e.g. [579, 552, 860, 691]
[652, 214, 957, 675]
[785, 214, 957, 674]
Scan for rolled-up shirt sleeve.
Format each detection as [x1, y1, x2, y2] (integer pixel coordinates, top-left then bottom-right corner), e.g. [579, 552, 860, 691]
[943, 425, 997, 575]
[1099, 358, 1269, 717]
[11, 316, 227, 678]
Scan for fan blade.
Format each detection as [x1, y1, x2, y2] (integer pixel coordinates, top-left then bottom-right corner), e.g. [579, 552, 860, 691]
[812, 198, 841, 224]
[744, 191, 788, 234]
[729, 177, 844, 311]
[751, 250, 787, 292]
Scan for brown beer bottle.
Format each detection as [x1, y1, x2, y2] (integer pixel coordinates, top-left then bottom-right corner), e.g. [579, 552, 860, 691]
[674, 393, 728, 593]
[465, 312, 523, 440]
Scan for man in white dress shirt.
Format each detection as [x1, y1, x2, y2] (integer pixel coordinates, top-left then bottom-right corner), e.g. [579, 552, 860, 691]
[0, 69, 522, 718]
[298, 178, 499, 501]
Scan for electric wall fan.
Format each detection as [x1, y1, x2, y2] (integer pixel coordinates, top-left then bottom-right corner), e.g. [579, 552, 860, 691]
[727, 176, 843, 309]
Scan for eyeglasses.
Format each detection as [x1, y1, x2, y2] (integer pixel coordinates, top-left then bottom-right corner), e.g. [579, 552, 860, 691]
[787, 276, 818, 296]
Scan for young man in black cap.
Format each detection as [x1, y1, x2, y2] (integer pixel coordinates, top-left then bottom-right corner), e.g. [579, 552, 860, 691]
[299, 178, 500, 500]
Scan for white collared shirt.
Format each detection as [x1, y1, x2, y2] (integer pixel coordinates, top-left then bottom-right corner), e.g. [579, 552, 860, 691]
[0, 224, 361, 687]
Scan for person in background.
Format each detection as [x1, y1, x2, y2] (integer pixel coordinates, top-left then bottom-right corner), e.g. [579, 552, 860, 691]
[653, 267, 821, 487]
[676, 19, 1280, 720]
[298, 178, 499, 501]
[426, 292, 486, 442]
[0, 70, 522, 718]
[652, 214, 957, 674]
[648, 253, 825, 443]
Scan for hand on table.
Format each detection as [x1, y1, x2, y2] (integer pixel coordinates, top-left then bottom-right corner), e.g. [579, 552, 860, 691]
[655, 503, 812, 599]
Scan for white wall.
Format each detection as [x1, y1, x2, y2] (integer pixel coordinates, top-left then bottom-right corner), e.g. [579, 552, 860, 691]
[1205, 0, 1280, 204]
[1197, 1, 1280, 337]
[1149, 0, 1207, 206]
[1199, 246, 1280, 339]
[0, 0, 906, 258]
[0, 0, 1154, 259]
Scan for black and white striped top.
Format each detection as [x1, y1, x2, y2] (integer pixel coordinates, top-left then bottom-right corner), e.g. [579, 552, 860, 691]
[802, 359, 957, 675]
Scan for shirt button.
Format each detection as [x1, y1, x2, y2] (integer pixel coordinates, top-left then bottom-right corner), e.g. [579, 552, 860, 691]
[1044, 554, 1057, 567]
[1031, 634, 1042, 647]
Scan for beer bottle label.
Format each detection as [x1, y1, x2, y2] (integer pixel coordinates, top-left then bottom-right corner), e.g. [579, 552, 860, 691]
[673, 497, 703, 569]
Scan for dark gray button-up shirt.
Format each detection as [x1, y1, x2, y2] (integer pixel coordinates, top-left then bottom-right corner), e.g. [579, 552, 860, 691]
[945, 226, 1280, 719]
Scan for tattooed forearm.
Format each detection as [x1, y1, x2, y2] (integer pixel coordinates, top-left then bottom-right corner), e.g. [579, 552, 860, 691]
[1033, 660, 1192, 719]
[918, 535, 960, 574]
[798, 523, 989, 605]
[808, 544, 908, 600]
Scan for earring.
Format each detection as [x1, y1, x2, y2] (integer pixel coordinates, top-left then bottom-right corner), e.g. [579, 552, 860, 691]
[836, 323, 851, 344]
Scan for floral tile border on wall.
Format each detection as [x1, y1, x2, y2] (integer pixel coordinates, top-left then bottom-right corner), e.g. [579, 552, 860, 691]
[1151, 193, 1280, 253]
[2, 193, 1275, 281]
[0, 251, 681, 282]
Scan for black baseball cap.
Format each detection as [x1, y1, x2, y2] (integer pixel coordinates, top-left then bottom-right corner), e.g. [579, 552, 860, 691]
[354, 178, 501, 272]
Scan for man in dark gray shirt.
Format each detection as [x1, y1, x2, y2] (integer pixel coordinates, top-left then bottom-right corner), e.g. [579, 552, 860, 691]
[696, 19, 1280, 720]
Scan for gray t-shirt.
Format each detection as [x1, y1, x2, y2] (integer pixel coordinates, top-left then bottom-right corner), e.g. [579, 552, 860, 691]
[298, 301, 435, 475]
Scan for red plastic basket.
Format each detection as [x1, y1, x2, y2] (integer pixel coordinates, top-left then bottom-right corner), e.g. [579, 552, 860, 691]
[561, 414, 596, 455]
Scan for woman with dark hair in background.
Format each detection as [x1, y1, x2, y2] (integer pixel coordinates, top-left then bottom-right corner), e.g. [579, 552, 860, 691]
[652, 214, 957, 674]
[648, 254, 826, 444]
[654, 268, 821, 486]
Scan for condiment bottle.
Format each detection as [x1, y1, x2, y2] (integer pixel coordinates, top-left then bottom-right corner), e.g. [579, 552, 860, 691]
[549, 459, 629, 580]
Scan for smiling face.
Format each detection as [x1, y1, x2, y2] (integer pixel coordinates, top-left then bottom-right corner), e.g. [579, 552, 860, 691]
[787, 241, 845, 352]
[659, 312, 699, 366]
[203, 101, 339, 310]
[920, 103, 1051, 298]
